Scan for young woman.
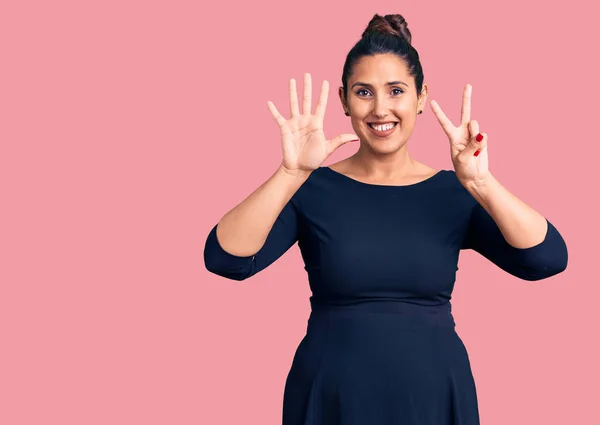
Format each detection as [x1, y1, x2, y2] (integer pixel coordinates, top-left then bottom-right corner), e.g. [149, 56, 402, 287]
[204, 13, 568, 425]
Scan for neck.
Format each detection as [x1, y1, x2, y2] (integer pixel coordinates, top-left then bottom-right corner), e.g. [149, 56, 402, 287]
[350, 145, 418, 178]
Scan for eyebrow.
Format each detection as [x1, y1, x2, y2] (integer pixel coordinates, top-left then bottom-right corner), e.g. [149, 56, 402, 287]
[351, 81, 409, 89]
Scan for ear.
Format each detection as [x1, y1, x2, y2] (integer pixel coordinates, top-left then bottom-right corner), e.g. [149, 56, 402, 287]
[418, 83, 428, 112]
[338, 86, 348, 112]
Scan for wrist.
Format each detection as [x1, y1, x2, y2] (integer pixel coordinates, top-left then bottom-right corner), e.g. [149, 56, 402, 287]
[278, 164, 313, 181]
[461, 172, 496, 193]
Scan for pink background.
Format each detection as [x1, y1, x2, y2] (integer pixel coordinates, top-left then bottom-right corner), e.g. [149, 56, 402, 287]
[1, 0, 598, 424]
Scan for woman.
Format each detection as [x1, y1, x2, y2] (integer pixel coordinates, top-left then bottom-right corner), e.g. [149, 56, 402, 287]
[203, 13, 568, 425]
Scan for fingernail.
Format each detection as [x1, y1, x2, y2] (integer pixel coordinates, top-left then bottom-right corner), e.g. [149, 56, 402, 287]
[474, 150, 480, 157]
[476, 133, 483, 142]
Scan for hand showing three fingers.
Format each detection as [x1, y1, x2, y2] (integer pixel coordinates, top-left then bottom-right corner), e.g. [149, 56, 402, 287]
[268, 73, 358, 176]
[430, 84, 491, 186]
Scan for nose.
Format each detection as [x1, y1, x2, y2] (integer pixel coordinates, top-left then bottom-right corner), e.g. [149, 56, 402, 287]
[372, 97, 390, 119]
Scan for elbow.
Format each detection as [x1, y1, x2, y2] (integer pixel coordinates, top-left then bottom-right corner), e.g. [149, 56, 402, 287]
[519, 250, 569, 281]
[519, 222, 569, 281]
[204, 265, 252, 282]
[203, 252, 253, 282]
[204, 264, 247, 281]
[206, 269, 250, 281]
[537, 235, 569, 280]
[553, 248, 569, 277]
[521, 263, 567, 281]
[203, 224, 255, 281]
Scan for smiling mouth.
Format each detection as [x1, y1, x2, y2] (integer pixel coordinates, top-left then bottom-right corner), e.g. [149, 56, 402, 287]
[368, 122, 398, 131]
[367, 122, 398, 137]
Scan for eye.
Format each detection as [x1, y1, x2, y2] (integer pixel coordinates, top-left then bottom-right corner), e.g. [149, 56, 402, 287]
[355, 88, 405, 96]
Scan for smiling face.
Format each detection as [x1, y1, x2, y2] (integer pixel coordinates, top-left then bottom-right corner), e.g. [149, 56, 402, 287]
[339, 53, 428, 155]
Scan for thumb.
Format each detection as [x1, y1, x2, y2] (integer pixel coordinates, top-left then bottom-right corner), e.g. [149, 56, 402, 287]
[465, 120, 482, 155]
[326, 133, 360, 155]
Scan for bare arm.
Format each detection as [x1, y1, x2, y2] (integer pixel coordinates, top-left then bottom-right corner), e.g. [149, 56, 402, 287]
[461, 174, 568, 280]
[462, 173, 549, 249]
[205, 74, 356, 279]
[215, 165, 312, 257]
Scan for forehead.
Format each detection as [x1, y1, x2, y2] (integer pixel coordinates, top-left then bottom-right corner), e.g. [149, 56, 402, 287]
[350, 54, 410, 83]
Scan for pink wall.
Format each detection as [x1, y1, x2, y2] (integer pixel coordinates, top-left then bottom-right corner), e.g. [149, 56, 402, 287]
[1, 0, 597, 424]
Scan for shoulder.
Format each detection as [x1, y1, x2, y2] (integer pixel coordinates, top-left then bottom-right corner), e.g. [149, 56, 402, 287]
[443, 170, 478, 207]
[288, 166, 330, 208]
[325, 159, 350, 175]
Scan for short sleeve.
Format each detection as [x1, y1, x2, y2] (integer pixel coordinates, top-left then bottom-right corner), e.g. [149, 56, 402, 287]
[203, 196, 301, 281]
[461, 202, 568, 281]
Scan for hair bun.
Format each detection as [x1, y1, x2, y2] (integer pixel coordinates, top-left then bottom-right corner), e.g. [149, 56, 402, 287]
[362, 13, 412, 45]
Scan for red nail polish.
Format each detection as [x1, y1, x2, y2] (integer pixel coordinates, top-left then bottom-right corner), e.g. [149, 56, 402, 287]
[476, 133, 483, 142]
[474, 150, 480, 157]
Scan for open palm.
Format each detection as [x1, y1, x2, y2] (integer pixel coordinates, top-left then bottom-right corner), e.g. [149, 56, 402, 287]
[267, 73, 358, 174]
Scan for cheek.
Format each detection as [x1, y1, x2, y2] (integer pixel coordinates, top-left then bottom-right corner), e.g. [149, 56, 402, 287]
[395, 102, 415, 115]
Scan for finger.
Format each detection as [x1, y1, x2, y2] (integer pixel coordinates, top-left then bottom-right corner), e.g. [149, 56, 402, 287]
[303, 73, 312, 115]
[326, 133, 360, 156]
[473, 132, 487, 157]
[465, 123, 485, 156]
[461, 84, 472, 125]
[468, 120, 480, 141]
[430, 100, 454, 135]
[267, 101, 286, 128]
[464, 121, 480, 155]
[289, 78, 300, 117]
[314, 80, 329, 118]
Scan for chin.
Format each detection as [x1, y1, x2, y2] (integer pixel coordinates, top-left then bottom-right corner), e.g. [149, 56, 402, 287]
[367, 140, 404, 154]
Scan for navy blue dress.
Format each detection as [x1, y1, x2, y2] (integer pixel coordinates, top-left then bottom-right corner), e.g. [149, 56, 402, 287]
[204, 166, 568, 425]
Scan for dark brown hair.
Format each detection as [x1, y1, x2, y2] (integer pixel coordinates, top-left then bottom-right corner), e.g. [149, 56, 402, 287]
[341, 14, 424, 98]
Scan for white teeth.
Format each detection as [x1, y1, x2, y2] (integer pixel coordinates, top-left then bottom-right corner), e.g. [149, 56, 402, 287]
[369, 123, 395, 131]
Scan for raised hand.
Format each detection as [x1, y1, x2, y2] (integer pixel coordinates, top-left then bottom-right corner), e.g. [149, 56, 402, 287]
[267, 73, 358, 175]
[430, 84, 491, 186]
